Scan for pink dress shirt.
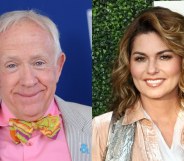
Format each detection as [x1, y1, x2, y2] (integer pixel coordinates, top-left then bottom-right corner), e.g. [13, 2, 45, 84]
[0, 99, 72, 161]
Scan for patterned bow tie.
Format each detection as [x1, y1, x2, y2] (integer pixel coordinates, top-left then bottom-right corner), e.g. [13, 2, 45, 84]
[9, 114, 61, 144]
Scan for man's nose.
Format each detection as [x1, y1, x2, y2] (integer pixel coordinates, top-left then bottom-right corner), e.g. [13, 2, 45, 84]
[146, 60, 159, 75]
[19, 65, 38, 87]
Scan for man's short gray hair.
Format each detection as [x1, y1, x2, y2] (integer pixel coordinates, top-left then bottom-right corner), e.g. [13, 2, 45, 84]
[0, 10, 62, 58]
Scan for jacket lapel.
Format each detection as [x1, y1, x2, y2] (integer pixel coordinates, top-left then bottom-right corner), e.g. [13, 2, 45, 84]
[55, 96, 91, 161]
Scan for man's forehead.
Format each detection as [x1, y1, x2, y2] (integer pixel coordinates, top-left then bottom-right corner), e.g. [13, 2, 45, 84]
[0, 22, 54, 50]
[0, 19, 56, 62]
[0, 52, 50, 60]
[0, 20, 51, 41]
[2, 19, 46, 32]
[0, 47, 54, 61]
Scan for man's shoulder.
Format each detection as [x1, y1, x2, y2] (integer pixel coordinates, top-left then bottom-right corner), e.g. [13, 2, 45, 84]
[54, 95, 91, 133]
[54, 96, 91, 160]
[63, 100, 91, 114]
[54, 95, 91, 122]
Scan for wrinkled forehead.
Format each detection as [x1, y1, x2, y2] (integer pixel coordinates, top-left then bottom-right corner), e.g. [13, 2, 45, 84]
[0, 16, 49, 33]
[0, 20, 56, 61]
[1, 19, 50, 36]
[0, 20, 54, 47]
[0, 19, 59, 64]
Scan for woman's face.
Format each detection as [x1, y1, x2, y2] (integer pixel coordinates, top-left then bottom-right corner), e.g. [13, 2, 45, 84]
[130, 32, 182, 100]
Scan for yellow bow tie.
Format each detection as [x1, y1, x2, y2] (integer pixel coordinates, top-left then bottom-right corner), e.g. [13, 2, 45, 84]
[9, 114, 61, 144]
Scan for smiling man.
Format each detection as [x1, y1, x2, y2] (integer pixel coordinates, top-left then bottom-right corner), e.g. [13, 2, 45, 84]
[0, 10, 91, 161]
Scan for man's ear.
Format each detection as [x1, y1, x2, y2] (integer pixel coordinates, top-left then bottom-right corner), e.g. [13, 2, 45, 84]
[56, 52, 66, 82]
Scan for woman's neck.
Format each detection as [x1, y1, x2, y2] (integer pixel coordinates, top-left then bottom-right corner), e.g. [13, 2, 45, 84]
[140, 95, 181, 148]
[140, 95, 180, 123]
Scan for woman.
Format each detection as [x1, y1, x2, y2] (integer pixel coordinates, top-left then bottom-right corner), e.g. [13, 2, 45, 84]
[92, 7, 184, 161]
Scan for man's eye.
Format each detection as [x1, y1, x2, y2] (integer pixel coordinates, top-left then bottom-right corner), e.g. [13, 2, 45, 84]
[33, 61, 48, 69]
[35, 61, 45, 66]
[4, 63, 18, 73]
[6, 64, 17, 68]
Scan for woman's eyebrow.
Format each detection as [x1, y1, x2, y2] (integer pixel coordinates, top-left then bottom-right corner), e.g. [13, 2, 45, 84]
[132, 49, 173, 56]
[157, 49, 173, 55]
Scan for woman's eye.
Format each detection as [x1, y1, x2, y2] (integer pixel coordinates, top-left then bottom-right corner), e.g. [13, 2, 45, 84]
[160, 55, 172, 60]
[134, 56, 146, 62]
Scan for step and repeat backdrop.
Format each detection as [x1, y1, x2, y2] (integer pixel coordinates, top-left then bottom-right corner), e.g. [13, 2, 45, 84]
[0, 0, 92, 106]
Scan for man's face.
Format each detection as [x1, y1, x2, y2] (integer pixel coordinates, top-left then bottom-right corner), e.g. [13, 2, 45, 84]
[0, 20, 65, 121]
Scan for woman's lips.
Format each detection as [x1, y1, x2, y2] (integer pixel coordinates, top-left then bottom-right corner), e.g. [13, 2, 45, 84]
[145, 79, 165, 87]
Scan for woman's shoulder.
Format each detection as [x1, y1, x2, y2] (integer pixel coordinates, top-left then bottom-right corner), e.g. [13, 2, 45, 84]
[92, 112, 113, 138]
[93, 111, 113, 124]
[92, 112, 113, 160]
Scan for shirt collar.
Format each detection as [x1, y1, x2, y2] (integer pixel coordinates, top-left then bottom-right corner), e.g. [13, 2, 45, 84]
[0, 101, 15, 126]
[122, 100, 147, 125]
[0, 98, 60, 127]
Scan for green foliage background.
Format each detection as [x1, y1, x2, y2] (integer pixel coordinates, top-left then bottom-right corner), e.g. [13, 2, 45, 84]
[92, 0, 162, 117]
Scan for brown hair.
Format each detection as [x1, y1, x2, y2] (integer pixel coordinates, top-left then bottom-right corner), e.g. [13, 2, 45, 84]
[111, 7, 184, 118]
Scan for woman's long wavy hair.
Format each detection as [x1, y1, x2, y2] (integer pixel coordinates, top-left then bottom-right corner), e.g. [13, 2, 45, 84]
[111, 7, 184, 119]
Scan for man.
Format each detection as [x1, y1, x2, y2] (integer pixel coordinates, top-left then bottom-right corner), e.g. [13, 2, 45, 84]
[0, 10, 91, 161]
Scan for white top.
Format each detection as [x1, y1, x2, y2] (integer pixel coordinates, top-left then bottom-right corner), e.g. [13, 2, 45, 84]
[144, 110, 184, 161]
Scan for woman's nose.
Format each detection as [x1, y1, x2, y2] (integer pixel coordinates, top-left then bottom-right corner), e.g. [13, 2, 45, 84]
[147, 60, 159, 75]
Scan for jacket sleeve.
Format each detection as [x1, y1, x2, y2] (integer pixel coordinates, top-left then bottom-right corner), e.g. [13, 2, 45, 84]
[92, 112, 112, 161]
[92, 117, 103, 161]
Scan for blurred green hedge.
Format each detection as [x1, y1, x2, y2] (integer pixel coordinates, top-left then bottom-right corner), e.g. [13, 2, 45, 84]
[92, 0, 159, 117]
